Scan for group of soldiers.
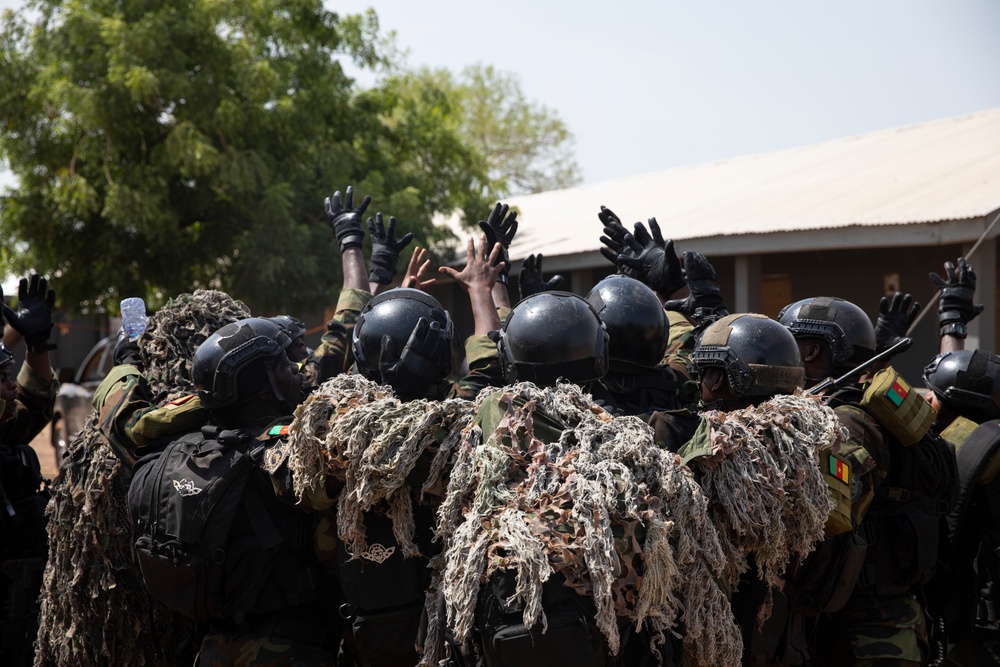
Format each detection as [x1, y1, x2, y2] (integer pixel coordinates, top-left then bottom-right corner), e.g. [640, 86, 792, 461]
[1, 185, 999, 667]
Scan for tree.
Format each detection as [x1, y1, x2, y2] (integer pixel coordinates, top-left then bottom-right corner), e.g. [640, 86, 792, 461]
[0, 0, 490, 314]
[385, 65, 582, 198]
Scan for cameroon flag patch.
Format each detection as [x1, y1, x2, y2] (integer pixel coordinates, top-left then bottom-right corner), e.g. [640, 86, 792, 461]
[828, 455, 850, 484]
[886, 379, 908, 407]
[268, 424, 291, 436]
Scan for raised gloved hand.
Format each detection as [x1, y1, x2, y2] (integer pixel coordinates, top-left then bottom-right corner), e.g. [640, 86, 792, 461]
[113, 326, 143, 367]
[518, 254, 564, 298]
[875, 292, 921, 353]
[929, 257, 983, 339]
[4, 274, 57, 353]
[379, 317, 451, 399]
[598, 206, 635, 274]
[617, 218, 686, 296]
[478, 202, 518, 280]
[663, 252, 728, 325]
[368, 213, 414, 285]
[324, 185, 371, 253]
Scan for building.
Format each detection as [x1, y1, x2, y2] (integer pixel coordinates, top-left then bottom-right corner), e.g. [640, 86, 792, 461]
[431, 108, 1000, 382]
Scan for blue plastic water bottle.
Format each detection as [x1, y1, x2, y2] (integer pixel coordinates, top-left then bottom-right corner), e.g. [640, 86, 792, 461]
[120, 297, 147, 340]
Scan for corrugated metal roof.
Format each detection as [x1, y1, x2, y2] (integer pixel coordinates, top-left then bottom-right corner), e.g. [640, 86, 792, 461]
[442, 109, 1000, 262]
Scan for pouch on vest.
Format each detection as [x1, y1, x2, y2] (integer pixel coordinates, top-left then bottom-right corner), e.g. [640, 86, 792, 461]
[128, 427, 272, 622]
[476, 570, 608, 667]
[860, 368, 936, 446]
[786, 531, 868, 616]
[132, 394, 209, 447]
[941, 415, 979, 450]
[337, 506, 436, 667]
[821, 451, 853, 536]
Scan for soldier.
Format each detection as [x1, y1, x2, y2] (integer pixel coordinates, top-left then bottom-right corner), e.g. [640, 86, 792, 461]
[585, 274, 700, 447]
[777, 296, 956, 667]
[0, 274, 58, 667]
[128, 316, 340, 667]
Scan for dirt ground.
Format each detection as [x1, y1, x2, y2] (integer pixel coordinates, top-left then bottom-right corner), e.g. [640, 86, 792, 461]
[29, 423, 59, 480]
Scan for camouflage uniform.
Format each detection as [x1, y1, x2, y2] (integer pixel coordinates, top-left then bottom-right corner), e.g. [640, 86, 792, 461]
[1, 361, 57, 667]
[802, 386, 929, 667]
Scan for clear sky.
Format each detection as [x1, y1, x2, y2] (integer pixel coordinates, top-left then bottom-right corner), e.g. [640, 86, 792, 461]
[328, 0, 1000, 186]
[2, 0, 999, 188]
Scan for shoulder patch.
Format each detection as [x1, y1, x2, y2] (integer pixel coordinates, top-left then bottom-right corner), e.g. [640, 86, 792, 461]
[262, 439, 291, 474]
[268, 424, 291, 437]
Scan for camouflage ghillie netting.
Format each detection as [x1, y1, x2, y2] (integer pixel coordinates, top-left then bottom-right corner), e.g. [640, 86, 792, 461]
[437, 382, 741, 667]
[282, 377, 743, 667]
[35, 290, 250, 667]
[285, 374, 475, 558]
[692, 393, 846, 596]
[140, 289, 251, 403]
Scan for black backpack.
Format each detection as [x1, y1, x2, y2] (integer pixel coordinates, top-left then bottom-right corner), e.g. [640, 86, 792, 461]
[336, 504, 438, 667]
[935, 420, 1000, 635]
[128, 425, 309, 623]
[475, 570, 609, 667]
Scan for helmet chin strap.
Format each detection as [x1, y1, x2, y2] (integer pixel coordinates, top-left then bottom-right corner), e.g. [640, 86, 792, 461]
[0, 397, 10, 423]
[265, 363, 299, 414]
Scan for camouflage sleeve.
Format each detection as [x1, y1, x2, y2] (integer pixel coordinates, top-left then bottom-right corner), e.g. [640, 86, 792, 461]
[259, 427, 339, 511]
[92, 364, 156, 467]
[664, 309, 696, 356]
[835, 405, 892, 526]
[449, 334, 506, 400]
[497, 306, 512, 327]
[0, 362, 57, 445]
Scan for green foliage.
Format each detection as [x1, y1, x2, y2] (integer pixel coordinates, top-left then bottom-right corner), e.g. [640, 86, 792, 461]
[0, 0, 492, 314]
[386, 64, 582, 199]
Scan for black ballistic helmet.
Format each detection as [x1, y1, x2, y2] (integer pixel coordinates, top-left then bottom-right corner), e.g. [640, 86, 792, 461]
[692, 313, 804, 397]
[586, 275, 668, 367]
[268, 315, 306, 341]
[193, 317, 294, 410]
[353, 288, 454, 384]
[498, 291, 608, 386]
[777, 296, 876, 369]
[0, 341, 13, 369]
[924, 349, 1000, 422]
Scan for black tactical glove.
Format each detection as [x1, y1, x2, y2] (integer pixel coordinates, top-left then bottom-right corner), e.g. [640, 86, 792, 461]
[113, 326, 143, 368]
[518, 254, 564, 298]
[875, 292, 920, 354]
[617, 219, 686, 297]
[929, 257, 983, 339]
[598, 206, 636, 275]
[663, 252, 728, 325]
[368, 212, 414, 285]
[324, 185, 371, 253]
[379, 317, 451, 399]
[478, 202, 518, 282]
[4, 274, 57, 353]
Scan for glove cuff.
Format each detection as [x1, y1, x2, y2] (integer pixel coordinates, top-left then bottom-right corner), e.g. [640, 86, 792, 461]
[26, 341, 57, 354]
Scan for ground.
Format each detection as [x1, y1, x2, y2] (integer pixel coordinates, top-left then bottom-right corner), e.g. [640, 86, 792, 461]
[29, 424, 59, 480]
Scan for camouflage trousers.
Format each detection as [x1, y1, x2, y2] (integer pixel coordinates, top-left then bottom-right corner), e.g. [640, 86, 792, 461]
[806, 593, 926, 667]
[196, 629, 339, 667]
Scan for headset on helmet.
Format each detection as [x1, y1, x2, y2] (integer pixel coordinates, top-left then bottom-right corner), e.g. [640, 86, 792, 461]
[777, 296, 876, 369]
[352, 288, 454, 387]
[586, 275, 667, 367]
[692, 313, 804, 398]
[924, 349, 1000, 422]
[497, 291, 608, 386]
[192, 317, 294, 411]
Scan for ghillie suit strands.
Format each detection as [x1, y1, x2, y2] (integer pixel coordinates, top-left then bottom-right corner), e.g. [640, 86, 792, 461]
[283, 376, 743, 667]
[35, 290, 250, 667]
[690, 393, 846, 607]
[442, 383, 741, 667]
